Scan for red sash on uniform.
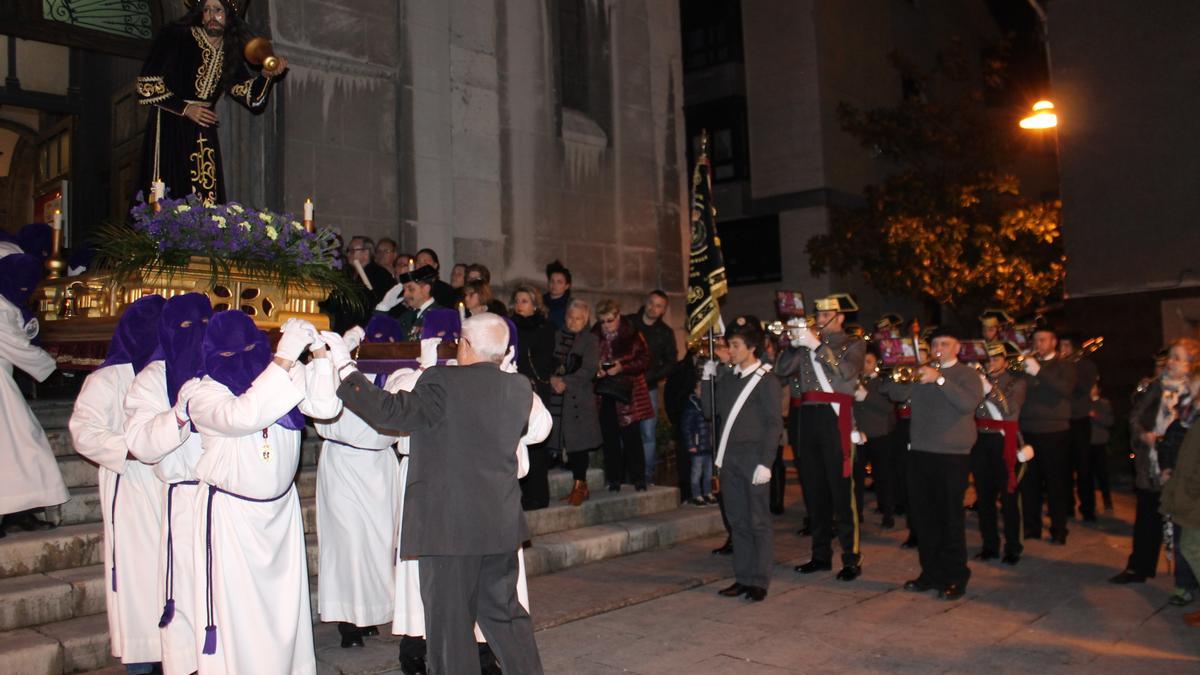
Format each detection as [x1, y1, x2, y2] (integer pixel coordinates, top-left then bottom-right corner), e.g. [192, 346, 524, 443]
[976, 417, 1020, 493]
[796, 391, 855, 478]
[897, 404, 911, 419]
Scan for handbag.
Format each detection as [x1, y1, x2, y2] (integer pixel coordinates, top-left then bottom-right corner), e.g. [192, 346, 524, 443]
[594, 375, 634, 404]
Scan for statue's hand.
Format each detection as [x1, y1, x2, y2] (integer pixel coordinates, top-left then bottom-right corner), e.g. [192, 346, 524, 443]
[183, 102, 218, 127]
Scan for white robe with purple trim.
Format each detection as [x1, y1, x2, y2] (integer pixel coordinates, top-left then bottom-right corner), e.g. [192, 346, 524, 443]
[0, 298, 68, 515]
[187, 359, 339, 675]
[123, 359, 206, 675]
[68, 363, 164, 665]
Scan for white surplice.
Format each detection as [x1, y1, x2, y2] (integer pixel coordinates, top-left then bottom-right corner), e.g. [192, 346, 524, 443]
[389, 367, 551, 639]
[0, 298, 68, 515]
[311, 370, 402, 628]
[68, 363, 164, 664]
[123, 359, 206, 675]
[187, 359, 339, 675]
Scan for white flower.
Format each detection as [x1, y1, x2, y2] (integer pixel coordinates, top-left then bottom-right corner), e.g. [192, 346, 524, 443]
[265, 225, 278, 240]
[259, 212, 273, 223]
[213, 215, 227, 229]
[176, 205, 191, 213]
[292, 220, 304, 231]
[240, 222, 252, 232]
[228, 204, 244, 214]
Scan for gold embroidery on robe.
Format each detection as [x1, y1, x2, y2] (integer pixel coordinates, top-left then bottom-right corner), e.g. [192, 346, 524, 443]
[136, 76, 170, 105]
[190, 134, 218, 205]
[191, 27, 223, 100]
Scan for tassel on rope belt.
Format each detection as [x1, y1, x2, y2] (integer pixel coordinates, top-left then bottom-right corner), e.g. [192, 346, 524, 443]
[158, 480, 200, 628]
[110, 475, 121, 592]
[202, 483, 294, 655]
[792, 391, 856, 477]
[976, 418, 1021, 493]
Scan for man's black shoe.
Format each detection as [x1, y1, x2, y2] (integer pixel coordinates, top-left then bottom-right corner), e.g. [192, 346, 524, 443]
[794, 560, 832, 574]
[1049, 535, 1067, 546]
[881, 515, 895, 529]
[836, 564, 862, 582]
[938, 584, 966, 601]
[1109, 570, 1147, 584]
[1001, 553, 1021, 565]
[399, 655, 427, 675]
[712, 537, 733, 555]
[338, 623, 364, 648]
[903, 578, 934, 592]
[974, 550, 999, 561]
[1023, 531, 1041, 540]
[718, 582, 748, 597]
[743, 586, 767, 601]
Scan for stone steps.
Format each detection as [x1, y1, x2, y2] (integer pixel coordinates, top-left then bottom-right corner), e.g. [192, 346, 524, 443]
[0, 503, 724, 673]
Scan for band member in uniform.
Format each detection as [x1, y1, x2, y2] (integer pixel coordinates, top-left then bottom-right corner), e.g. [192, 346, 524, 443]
[1018, 325, 1078, 545]
[777, 294, 866, 581]
[855, 345, 897, 529]
[1060, 332, 1101, 522]
[135, 0, 286, 205]
[971, 342, 1030, 565]
[978, 309, 1011, 344]
[702, 316, 782, 601]
[892, 327, 985, 600]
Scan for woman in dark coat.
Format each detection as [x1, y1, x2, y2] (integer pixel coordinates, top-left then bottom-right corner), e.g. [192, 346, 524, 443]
[510, 284, 559, 510]
[592, 299, 653, 491]
[546, 299, 603, 506]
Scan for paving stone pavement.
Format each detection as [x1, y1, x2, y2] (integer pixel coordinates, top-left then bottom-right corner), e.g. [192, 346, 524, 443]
[79, 481, 1200, 674]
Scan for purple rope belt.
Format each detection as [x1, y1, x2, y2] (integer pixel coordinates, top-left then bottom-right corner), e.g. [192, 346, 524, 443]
[202, 483, 294, 655]
[110, 474, 120, 592]
[158, 480, 200, 628]
[329, 439, 391, 452]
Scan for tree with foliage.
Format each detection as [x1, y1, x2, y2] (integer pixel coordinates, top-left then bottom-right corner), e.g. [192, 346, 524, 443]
[807, 40, 1064, 320]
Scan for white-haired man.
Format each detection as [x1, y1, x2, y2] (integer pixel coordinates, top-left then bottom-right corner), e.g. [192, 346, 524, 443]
[325, 314, 547, 675]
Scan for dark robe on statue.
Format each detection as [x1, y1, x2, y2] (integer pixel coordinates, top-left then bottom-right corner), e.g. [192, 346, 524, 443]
[135, 24, 277, 205]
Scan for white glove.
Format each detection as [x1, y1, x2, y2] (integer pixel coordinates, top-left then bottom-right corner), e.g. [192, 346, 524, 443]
[793, 329, 821, 350]
[319, 330, 355, 374]
[500, 345, 517, 374]
[1023, 357, 1041, 377]
[305, 323, 325, 353]
[419, 337, 441, 369]
[1017, 444, 1035, 463]
[276, 319, 315, 361]
[343, 326, 366, 352]
[851, 430, 866, 445]
[752, 464, 772, 485]
[174, 378, 202, 424]
[701, 360, 717, 380]
[981, 376, 993, 395]
[854, 385, 868, 402]
[376, 283, 405, 312]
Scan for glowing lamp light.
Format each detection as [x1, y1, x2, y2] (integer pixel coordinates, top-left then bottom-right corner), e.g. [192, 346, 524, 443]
[1020, 100, 1058, 129]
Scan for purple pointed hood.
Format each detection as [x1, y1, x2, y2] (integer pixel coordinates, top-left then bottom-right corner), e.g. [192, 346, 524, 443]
[18, 223, 53, 261]
[155, 293, 213, 406]
[0, 254, 44, 325]
[100, 295, 166, 374]
[203, 310, 304, 430]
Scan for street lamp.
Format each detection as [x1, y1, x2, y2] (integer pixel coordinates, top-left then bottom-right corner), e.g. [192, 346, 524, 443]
[1020, 100, 1058, 129]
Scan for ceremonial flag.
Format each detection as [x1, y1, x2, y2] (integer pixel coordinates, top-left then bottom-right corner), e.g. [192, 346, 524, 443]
[686, 132, 727, 343]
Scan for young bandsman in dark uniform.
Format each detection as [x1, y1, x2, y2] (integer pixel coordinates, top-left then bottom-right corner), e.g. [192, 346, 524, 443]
[1019, 326, 1078, 545]
[854, 345, 897, 529]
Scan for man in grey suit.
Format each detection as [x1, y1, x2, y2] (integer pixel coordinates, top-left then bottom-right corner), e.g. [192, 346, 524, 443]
[325, 314, 545, 675]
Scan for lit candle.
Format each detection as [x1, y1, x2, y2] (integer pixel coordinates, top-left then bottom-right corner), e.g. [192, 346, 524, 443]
[52, 209, 61, 230]
[458, 301, 466, 321]
[152, 179, 166, 201]
[304, 198, 313, 221]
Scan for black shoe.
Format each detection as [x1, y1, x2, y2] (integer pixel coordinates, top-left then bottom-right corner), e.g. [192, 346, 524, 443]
[901, 535, 918, 549]
[361, 626, 379, 637]
[1082, 514, 1096, 522]
[338, 622, 364, 648]
[836, 564, 862, 582]
[881, 516, 895, 529]
[743, 586, 767, 601]
[718, 582, 748, 596]
[478, 644, 502, 675]
[399, 655, 427, 675]
[794, 560, 832, 574]
[1023, 531, 1041, 540]
[938, 584, 966, 601]
[1049, 535, 1067, 546]
[607, 483, 620, 492]
[797, 525, 812, 536]
[974, 550, 999, 561]
[1002, 553, 1021, 565]
[903, 578, 934, 592]
[1109, 570, 1147, 584]
[712, 538, 733, 555]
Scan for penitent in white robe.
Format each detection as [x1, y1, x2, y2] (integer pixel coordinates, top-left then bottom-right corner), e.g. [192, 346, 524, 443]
[0, 298, 69, 515]
[123, 359, 206, 675]
[311, 371, 403, 628]
[187, 359, 339, 675]
[390, 368, 552, 639]
[68, 363, 164, 665]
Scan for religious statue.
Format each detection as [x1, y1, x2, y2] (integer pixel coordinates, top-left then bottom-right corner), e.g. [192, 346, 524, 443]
[135, 0, 287, 206]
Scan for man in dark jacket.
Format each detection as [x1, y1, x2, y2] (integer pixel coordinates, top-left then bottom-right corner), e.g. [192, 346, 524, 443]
[328, 314, 547, 675]
[1019, 326, 1078, 545]
[1060, 333, 1100, 521]
[854, 346, 897, 528]
[625, 290, 679, 485]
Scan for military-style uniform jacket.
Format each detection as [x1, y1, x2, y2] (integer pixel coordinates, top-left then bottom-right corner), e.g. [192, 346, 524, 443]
[775, 330, 865, 402]
[976, 370, 1028, 424]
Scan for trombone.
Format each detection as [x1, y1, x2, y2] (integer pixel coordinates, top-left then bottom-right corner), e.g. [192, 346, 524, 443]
[1064, 336, 1104, 363]
[890, 357, 943, 384]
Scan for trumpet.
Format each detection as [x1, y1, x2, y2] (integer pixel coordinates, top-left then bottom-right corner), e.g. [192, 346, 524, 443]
[1064, 336, 1104, 362]
[890, 358, 942, 384]
[1007, 353, 1027, 374]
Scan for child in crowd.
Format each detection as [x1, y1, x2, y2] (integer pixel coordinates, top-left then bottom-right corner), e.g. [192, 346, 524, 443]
[682, 380, 716, 506]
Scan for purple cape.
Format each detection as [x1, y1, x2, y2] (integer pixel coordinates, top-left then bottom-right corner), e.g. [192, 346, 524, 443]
[100, 295, 166, 374]
[203, 310, 304, 430]
[0, 253, 44, 325]
[365, 315, 404, 386]
[18, 223, 52, 261]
